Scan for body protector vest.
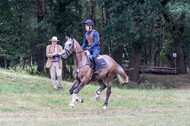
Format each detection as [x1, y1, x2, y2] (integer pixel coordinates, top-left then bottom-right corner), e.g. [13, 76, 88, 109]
[85, 30, 100, 47]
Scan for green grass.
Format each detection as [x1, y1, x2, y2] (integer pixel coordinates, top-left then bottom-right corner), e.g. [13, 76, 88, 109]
[0, 68, 190, 126]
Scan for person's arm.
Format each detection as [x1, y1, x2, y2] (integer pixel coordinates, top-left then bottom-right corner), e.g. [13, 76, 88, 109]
[89, 31, 99, 49]
[46, 45, 54, 58]
[82, 34, 87, 50]
[57, 45, 63, 56]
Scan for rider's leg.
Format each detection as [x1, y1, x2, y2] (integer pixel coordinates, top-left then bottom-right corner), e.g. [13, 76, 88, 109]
[92, 47, 100, 75]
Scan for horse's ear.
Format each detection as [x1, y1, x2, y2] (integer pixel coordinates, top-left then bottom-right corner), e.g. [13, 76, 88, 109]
[70, 36, 73, 40]
[65, 36, 69, 40]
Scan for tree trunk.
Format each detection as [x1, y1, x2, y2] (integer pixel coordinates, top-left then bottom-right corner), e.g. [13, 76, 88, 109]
[129, 44, 142, 82]
[174, 40, 187, 73]
[153, 17, 165, 67]
[171, 13, 187, 73]
[101, 6, 105, 27]
[78, 3, 83, 37]
[154, 49, 160, 66]
[85, 1, 90, 19]
[100, 6, 109, 54]
[144, 44, 148, 65]
[149, 13, 155, 66]
[111, 46, 124, 65]
[91, 0, 96, 22]
[36, 0, 46, 73]
[174, 16, 186, 73]
[160, 16, 165, 66]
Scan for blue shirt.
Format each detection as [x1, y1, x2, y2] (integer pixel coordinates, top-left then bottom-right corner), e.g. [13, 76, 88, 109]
[52, 55, 59, 62]
[82, 29, 100, 50]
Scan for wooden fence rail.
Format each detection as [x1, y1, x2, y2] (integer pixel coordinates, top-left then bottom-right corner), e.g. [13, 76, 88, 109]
[123, 65, 180, 75]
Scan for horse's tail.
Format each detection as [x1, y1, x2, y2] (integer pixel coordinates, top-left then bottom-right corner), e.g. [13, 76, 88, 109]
[116, 63, 129, 84]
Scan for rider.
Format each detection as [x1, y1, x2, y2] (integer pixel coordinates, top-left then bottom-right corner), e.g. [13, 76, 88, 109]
[82, 19, 100, 75]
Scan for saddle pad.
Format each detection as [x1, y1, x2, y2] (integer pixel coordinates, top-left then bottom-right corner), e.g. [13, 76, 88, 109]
[84, 50, 106, 69]
[96, 58, 106, 69]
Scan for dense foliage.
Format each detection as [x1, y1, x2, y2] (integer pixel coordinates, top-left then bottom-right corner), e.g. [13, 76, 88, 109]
[0, 0, 189, 82]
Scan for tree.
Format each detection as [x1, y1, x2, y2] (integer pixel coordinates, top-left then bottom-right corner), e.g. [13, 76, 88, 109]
[0, 0, 36, 68]
[164, 1, 189, 73]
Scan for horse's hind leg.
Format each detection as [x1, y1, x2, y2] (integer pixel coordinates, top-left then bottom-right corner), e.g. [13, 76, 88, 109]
[102, 73, 115, 112]
[96, 80, 106, 101]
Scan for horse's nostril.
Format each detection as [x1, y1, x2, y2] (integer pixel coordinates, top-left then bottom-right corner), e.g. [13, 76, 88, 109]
[63, 53, 67, 57]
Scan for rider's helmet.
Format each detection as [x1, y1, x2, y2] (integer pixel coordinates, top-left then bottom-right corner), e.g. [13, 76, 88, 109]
[83, 19, 94, 26]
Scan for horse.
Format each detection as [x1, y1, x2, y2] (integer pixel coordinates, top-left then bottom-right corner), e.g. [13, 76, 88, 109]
[61, 36, 128, 112]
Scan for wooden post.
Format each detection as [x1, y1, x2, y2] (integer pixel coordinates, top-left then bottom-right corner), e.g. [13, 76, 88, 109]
[173, 53, 177, 75]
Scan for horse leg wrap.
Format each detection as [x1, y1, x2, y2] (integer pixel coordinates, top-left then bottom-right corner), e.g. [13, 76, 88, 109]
[72, 94, 77, 102]
[102, 105, 107, 112]
[97, 91, 100, 95]
[69, 94, 77, 108]
[96, 91, 101, 101]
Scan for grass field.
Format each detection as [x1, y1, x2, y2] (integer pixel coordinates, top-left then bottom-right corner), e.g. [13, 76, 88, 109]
[0, 68, 190, 126]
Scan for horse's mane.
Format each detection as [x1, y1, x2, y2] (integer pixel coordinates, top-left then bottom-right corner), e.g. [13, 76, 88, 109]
[73, 38, 83, 51]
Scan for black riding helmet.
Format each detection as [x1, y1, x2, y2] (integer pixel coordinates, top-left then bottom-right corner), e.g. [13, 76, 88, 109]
[83, 19, 94, 26]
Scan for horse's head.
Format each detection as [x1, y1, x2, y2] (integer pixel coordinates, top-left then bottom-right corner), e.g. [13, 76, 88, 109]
[61, 36, 76, 58]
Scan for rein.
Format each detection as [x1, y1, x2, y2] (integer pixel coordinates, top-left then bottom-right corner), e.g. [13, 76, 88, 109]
[73, 50, 84, 55]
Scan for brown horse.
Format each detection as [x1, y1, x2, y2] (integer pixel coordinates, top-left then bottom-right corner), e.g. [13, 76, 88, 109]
[61, 36, 128, 112]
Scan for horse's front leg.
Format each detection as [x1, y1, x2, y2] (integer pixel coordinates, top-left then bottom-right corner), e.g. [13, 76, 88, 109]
[69, 80, 80, 95]
[69, 80, 88, 108]
[96, 80, 106, 101]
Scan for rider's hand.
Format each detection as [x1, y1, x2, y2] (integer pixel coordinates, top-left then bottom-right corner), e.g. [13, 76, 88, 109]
[86, 47, 91, 50]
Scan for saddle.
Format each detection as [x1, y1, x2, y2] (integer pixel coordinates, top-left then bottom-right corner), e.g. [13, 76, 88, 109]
[84, 51, 106, 69]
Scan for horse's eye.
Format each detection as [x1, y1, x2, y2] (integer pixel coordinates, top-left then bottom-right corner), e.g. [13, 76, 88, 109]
[69, 44, 72, 47]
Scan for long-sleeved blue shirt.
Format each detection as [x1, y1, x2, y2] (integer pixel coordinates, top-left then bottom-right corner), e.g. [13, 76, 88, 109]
[82, 29, 100, 49]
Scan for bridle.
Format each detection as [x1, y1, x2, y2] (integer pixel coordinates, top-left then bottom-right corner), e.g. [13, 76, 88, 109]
[64, 39, 84, 56]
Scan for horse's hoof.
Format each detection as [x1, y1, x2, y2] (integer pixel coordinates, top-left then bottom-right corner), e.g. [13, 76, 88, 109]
[102, 108, 107, 112]
[69, 106, 74, 109]
[80, 98, 84, 103]
[69, 102, 74, 108]
[76, 98, 83, 103]
[102, 106, 107, 112]
[96, 95, 100, 101]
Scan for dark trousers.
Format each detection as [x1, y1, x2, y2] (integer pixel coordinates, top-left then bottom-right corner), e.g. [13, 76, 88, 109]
[88, 46, 100, 59]
[88, 46, 100, 70]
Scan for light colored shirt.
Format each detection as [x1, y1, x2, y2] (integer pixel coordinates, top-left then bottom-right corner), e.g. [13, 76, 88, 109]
[52, 45, 59, 62]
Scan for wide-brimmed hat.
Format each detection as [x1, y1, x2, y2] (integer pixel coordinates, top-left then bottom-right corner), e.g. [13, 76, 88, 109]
[50, 36, 59, 41]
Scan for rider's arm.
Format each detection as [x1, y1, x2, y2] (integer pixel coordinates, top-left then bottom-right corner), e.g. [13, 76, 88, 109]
[89, 31, 99, 49]
[82, 35, 87, 50]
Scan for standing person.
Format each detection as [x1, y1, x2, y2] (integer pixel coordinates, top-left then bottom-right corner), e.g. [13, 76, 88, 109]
[82, 19, 100, 75]
[46, 36, 64, 91]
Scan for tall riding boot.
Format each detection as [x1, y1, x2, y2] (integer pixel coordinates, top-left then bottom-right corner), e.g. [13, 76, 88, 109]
[93, 58, 99, 75]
